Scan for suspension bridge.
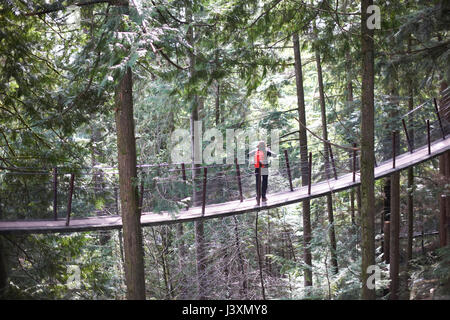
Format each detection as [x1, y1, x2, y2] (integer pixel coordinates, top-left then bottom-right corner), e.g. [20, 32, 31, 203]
[0, 91, 449, 234]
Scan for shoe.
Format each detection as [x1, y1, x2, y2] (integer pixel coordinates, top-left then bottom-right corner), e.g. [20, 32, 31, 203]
[262, 197, 267, 202]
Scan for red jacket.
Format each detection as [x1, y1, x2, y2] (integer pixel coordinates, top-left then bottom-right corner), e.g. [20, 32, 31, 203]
[254, 150, 265, 168]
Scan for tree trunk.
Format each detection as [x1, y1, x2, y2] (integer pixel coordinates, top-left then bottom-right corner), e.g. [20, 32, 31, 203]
[406, 167, 414, 261]
[316, 48, 338, 275]
[112, 0, 146, 300]
[388, 66, 401, 300]
[346, 50, 361, 226]
[293, 32, 312, 287]
[115, 65, 146, 300]
[406, 68, 414, 261]
[360, 0, 376, 300]
[185, 2, 207, 300]
[438, 82, 450, 243]
[383, 178, 391, 259]
[190, 95, 207, 300]
[389, 172, 400, 300]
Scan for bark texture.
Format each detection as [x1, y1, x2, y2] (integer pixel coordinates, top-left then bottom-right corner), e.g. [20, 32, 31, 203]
[115, 66, 146, 300]
[316, 49, 338, 274]
[389, 172, 400, 300]
[293, 32, 312, 287]
[360, 0, 376, 300]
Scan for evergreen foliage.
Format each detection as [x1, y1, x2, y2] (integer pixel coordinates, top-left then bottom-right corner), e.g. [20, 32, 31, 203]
[0, 0, 449, 300]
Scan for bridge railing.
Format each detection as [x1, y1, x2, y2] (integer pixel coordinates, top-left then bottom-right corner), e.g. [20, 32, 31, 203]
[0, 91, 449, 225]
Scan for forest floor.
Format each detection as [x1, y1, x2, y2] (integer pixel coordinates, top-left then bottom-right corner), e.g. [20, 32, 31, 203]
[405, 244, 450, 300]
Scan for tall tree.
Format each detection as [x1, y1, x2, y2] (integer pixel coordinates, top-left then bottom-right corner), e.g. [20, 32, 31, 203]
[314, 38, 338, 274]
[292, 32, 312, 287]
[389, 171, 400, 300]
[346, 50, 359, 225]
[360, 0, 376, 300]
[113, 0, 146, 300]
[185, 0, 207, 300]
[406, 36, 414, 261]
[388, 70, 401, 300]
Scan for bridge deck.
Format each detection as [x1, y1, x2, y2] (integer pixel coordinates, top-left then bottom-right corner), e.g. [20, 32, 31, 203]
[1, 138, 449, 234]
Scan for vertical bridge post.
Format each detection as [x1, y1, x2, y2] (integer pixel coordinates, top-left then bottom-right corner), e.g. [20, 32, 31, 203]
[392, 130, 397, 169]
[53, 167, 58, 221]
[427, 119, 431, 155]
[308, 152, 312, 195]
[402, 118, 413, 153]
[284, 150, 294, 191]
[433, 98, 446, 139]
[65, 173, 75, 227]
[234, 158, 244, 202]
[202, 167, 207, 216]
[256, 167, 262, 206]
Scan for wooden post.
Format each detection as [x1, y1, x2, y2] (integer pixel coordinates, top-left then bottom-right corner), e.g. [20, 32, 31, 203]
[440, 195, 447, 247]
[427, 119, 431, 155]
[402, 118, 413, 153]
[389, 171, 400, 300]
[328, 144, 338, 180]
[202, 167, 207, 216]
[434, 98, 446, 139]
[65, 173, 75, 226]
[256, 167, 261, 206]
[181, 163, 187, 182]
[383, 221, 390, 263]
[181, 163, 188, 210]
[392, 131, 396, 169]
[53, 167, 58, 221]
[235, 158, 244, 202]
[352, 143, 357, 182]
[284, 150, 294, 191]
[308, 152, 312, 195]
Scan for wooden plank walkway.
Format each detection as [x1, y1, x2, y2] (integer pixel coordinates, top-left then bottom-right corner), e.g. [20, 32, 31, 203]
[1, 138, 449, 234]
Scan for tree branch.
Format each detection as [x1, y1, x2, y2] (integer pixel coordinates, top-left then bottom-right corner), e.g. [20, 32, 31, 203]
[24, 0, 111, 16]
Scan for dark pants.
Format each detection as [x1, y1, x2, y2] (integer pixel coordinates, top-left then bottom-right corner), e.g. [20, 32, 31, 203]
[255, 171, 268, 198]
